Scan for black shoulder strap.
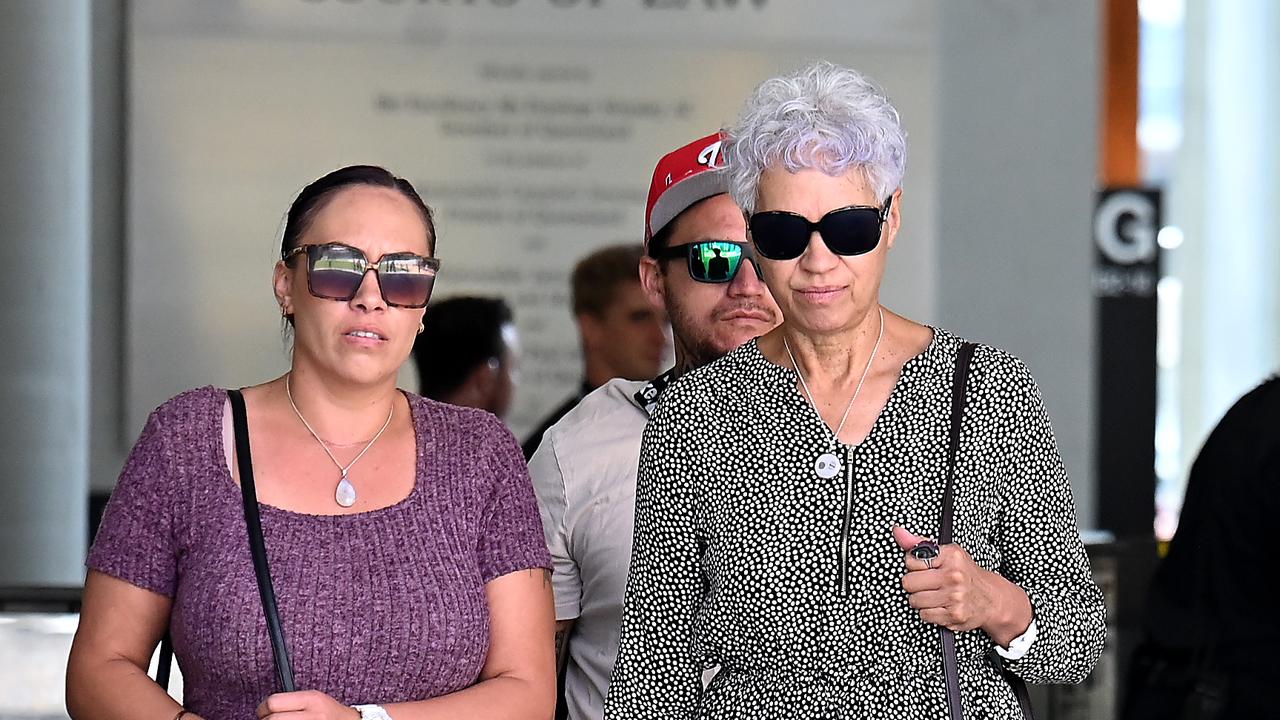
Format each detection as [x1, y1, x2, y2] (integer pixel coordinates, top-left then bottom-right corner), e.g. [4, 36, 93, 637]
[228, 389, 296, 693]
[939, 342, 976, 546]
[939, 342, 975, 720]
[938, 343, 1035, 720]
[156, 633, 173, 690]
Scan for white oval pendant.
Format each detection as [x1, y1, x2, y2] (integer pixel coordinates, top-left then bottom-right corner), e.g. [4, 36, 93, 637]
[814, 452, 842, 479]
[335, 476, 358, 507]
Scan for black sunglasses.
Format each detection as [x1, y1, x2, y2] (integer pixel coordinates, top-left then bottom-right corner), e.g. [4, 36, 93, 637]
[749, 196, 893, 261]
[282, 243, 441, 309]
[655, 240, 763, 284]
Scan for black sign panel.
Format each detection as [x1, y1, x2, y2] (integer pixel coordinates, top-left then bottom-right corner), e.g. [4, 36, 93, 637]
[1094, 188, 1161, 538]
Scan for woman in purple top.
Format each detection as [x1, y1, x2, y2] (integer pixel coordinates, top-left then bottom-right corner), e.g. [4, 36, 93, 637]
[66, 166, 555, 720]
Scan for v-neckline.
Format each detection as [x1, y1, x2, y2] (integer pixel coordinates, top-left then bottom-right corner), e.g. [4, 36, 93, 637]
[749, 328, 944, 451]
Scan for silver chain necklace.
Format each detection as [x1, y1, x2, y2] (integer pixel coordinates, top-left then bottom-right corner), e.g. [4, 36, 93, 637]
[784, 306, 885, 442]
[285, 373, 395, 508]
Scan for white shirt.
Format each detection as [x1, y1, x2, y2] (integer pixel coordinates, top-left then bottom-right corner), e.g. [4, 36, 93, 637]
[528, 377, 654, 720]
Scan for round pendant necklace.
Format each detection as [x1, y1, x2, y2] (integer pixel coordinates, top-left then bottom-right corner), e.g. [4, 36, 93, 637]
[285, 373, 395, 508]
[784, 306, 885, 479]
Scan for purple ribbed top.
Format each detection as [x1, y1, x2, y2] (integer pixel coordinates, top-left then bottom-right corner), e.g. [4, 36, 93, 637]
[88, 386, 551, 720]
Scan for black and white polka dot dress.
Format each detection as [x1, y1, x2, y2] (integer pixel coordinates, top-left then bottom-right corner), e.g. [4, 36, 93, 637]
[603, 328, 1106, 720]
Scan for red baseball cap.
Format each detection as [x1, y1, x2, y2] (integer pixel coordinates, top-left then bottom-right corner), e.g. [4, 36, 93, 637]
[644, 131, 730, 253]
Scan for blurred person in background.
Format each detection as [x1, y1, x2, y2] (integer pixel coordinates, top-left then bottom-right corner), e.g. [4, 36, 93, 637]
[67, 165, 554, 720]
[521, 244, 668, 459]
[604, 61, 1105, 720]
[1123, 373, 1279, 720]
[414, 295, 519, 420]
[530, 131, 781, 720]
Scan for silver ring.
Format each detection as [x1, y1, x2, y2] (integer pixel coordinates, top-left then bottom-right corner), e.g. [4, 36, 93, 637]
[910, 539, 940, 570]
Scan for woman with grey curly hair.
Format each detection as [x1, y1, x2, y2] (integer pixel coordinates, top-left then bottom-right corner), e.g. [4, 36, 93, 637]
[604, 61, 1105, 719]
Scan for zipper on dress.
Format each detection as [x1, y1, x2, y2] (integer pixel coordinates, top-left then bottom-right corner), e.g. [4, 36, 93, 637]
[837, 446, 854, 597]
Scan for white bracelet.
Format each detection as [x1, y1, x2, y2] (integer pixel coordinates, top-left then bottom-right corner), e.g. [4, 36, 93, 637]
[994, 619, 1038, 660]
[352, 704, 393, 720]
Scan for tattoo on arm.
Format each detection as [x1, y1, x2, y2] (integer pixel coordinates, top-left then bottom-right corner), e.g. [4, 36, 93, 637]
[555, 629, 568, 661]
[554, 620, 573, 674]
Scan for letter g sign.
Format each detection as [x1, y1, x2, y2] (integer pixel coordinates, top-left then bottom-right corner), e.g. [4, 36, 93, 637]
[1094, 190, 1158, 265]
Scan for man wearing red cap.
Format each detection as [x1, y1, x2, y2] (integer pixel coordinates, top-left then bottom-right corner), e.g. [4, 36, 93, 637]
[528, 132, 781, 720]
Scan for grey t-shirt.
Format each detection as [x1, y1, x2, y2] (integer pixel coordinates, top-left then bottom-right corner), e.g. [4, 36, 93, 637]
[529, 378, 650, 720]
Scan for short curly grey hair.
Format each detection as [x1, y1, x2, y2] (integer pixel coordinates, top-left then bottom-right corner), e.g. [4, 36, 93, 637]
[726, 60, 907, 216]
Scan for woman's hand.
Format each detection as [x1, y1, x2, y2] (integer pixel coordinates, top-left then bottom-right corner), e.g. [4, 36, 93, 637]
[256, 690, 360, 720]
[892, 527, 1033, 646]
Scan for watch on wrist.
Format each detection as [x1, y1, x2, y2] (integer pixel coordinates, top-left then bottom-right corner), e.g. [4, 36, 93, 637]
[994, 618, 1039, 661]
[352, 704, 392, 720]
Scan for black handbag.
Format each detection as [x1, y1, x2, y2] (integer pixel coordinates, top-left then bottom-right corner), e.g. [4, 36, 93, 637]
[1123, 641, 1227, 720]
[155, 389, 295, 693]
[1122, 505, 1228, 720]
[935, 343, 1035, 720]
